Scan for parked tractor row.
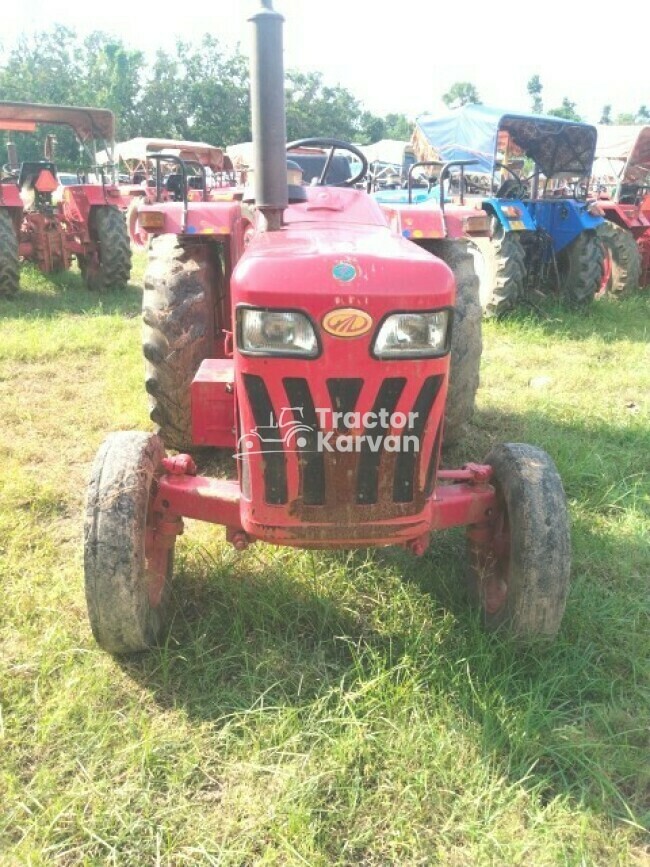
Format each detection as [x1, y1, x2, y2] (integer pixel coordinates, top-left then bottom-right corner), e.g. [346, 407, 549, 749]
[3, 2, 644, 658]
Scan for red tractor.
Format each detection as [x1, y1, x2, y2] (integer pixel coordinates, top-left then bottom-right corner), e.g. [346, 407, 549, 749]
[594, 124, 650, 292]
[0, 102, 131, 297]
[83, 0, 571, 655]
[96, 137, 237, 248]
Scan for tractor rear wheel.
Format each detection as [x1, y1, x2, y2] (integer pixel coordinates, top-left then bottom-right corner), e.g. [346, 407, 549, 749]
[0, 208, 19, 298]
[80, 206, 132, 292]
[596, 221, 642, 295]
[425, 239, 482, 446]
[470, 227, 526, 316]
[467, 443, 571, 640]
[142, 235, 223, 451]
[556, 230, 603, 306]
[84, 431, 175, 654]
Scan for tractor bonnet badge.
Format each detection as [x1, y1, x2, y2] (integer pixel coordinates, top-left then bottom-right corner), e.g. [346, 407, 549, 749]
[332, 261, 357, 282]
[322, 308, 373, 338]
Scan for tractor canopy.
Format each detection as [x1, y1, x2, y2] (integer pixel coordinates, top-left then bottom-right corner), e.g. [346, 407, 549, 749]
[100, 138, 231, 172]
[413, 104, 597, 179]
[593, 125, 650, 186]
[0, 102, 115, 145]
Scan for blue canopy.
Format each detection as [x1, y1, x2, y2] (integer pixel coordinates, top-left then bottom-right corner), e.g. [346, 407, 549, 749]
[414, 104, 598, 178]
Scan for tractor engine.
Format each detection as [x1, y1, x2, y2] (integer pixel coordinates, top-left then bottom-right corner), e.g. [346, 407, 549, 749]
[228, 196, 455, 547]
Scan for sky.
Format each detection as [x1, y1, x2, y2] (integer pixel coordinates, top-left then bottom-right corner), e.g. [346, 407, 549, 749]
[2, 0, 649, 125]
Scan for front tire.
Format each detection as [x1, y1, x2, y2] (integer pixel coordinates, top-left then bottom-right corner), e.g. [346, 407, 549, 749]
[142, 235, 223, 451]
[467, 443, 571, 640]
[556, 230, 604, 306]
[84, 431, 175, 654]
[0, 208, 19, 297]
[596, 221, 642, 295]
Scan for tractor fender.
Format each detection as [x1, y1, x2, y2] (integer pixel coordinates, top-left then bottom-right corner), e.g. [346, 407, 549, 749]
[528, 199, 603, 254]
[381, 204, 447, 241]
[481, 198, 535, 233]
[0, 184, 22, 209]
[138, 200, 254, 252]
[61, 184, 123, 226]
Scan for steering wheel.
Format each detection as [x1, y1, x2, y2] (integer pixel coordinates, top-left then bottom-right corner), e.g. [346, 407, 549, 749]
[494, 162, 528, 199]
[1, 163, 19, 180]
[286, 138, 368, 187]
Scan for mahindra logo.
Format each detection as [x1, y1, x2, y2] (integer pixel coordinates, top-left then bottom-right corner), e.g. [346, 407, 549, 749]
[322, 307, 373, 338]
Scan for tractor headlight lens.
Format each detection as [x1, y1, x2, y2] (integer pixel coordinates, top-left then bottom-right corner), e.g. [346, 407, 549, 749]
[373, 311, 450, 358]
[238, 308, 318, 357]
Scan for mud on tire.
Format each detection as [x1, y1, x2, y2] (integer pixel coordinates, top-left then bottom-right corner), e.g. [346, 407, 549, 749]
[467, 443, 571, 640]
[0, 208, 19, 298]
[423, 238, 482, 446]
[557, 230, 604, 306]
[142, 235, 224, 452]
[597, 220, 642, 295]
[84, 431, 174, 654]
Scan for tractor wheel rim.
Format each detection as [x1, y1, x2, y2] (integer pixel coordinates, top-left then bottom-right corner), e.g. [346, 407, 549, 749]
[144, 483, 167, 608]
[482, 502, 511, 616]
[596, 242, 612, 298]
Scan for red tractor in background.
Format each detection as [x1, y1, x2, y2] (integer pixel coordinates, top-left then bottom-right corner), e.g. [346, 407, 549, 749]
[594, 124, 650, 292]
[96, 137, 238, 248]
[84, 0, 571, 656]
[0, 102, 131, 297]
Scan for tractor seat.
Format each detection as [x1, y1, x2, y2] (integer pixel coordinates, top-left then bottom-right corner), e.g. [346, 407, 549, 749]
[18, 161, 59, 193]
[165, 173, 184, 200]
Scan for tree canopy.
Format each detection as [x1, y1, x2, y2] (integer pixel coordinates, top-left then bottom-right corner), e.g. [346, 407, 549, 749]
[0, 27, 408, 169]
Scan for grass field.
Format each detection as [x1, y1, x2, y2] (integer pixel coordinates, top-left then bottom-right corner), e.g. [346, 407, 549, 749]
[1, 257, 649, 865]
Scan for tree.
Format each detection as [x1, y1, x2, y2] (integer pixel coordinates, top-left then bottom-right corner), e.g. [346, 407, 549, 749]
[547, 98, 582, 122]
[527, 75, 543, 114]
[637, 105, 650, 123]
[442, 82, 480, 109]
[599, 105, 612, 125]
[616, 112, 636, 125]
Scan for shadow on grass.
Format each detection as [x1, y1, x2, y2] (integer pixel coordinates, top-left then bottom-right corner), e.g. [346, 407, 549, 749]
[118, 406, 649, 829]
[0, 263, 142, 320]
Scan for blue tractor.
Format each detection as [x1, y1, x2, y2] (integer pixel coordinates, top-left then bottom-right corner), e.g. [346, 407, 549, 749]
[409, 105, 605, 315]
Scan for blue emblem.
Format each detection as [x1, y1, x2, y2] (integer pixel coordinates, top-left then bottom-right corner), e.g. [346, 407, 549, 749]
[332, 261, 357, 282]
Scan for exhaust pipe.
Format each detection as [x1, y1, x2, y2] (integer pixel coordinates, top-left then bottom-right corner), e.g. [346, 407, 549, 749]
[249, 0, 288, 232]
[6, 142, 18, 172]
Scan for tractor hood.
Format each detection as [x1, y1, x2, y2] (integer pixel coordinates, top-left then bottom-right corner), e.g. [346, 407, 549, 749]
[0, 102, 115, 145]
[413, 104, 597, 178]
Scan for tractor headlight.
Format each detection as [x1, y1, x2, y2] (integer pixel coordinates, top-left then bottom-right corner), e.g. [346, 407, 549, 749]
[372, 311, 450, 358]
[238, 308, 319, 357]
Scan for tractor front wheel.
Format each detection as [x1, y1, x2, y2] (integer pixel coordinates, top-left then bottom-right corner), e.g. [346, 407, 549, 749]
[470, 227, 526, 317]
[0, 208, 19, 298]
[467, 443, 571, 640]
[556, 230, 604, 306]
[424, 238, 482, 446]
[84, 431, 175, 654]
[142, 235, 223, 451]
[596, 221, 642, 295]
[80, 206, 132, 292]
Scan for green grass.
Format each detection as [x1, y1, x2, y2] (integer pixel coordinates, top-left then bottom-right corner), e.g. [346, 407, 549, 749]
[1, 260, 648, 865]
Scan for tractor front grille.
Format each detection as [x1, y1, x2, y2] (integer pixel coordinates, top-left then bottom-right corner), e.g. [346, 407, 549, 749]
[242, 373, 443, 518]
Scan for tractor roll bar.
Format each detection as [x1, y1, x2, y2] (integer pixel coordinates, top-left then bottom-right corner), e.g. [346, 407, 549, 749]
[148, 153, 191, 232]
[407, 159, 479, 207]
